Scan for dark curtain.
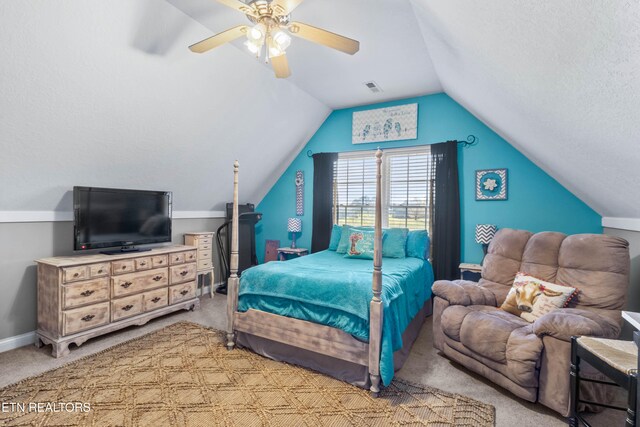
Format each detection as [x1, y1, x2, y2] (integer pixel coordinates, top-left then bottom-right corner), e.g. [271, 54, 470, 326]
[311, 152, 338, 253]
[431, 141, 460, 281]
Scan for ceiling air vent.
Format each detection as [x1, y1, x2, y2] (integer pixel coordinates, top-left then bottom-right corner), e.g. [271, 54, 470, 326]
[364, 81, 383, 93]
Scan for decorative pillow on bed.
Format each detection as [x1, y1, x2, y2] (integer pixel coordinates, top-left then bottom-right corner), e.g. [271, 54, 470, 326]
[336, 225, 373, 253]
[343, 230, 375, 259]
[328, 224, 342, 251]
[501, 272, 579, 322]
[406, 230, 430, 260]
[382, 228, 408, 258]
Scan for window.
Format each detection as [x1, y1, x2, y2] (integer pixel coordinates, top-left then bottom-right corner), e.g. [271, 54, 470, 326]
[332, 146, 434, 233]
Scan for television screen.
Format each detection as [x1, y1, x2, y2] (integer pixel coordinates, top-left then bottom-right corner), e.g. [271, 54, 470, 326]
[74, 186, 172, 251]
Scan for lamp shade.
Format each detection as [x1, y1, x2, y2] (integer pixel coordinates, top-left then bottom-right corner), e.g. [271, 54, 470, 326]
[287, 218, 302, 233]
[475, 224, 497, 244]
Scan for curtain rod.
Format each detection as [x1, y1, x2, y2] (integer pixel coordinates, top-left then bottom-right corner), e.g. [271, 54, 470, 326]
[306, 135, 477, 158]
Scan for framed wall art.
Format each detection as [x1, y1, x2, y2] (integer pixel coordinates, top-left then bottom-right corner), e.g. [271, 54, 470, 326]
[352, 103, 418, 144]
[476, 169, 508, 201]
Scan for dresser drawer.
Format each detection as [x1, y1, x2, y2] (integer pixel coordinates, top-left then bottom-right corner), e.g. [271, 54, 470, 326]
[63, 266, 90, 283]
[112, 259, 135, 275]
[89, 263, 109, 278]
[62, 278, 110, 309]
[143, 288, 168, 312]
[197, 259, 212, 270]
[169, 252, 185, 265]
[63, 302, 110, 335]
[198, 250, 211, 261]
[169, 281, 196, 304]
[135, 257, 151, 271]
[112, 268, 168, 297]
[170, 263, 197, 284]
[151, 255, 167, 268]
[111, 293, 143, 321]
[184, 251, 197, 263]
[198, 237, 213, 245]
[198, 243, 212, 251]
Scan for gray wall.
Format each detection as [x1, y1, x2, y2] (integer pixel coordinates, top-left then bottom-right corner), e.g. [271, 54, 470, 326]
[604, 227, 640, 338]
[0, 218, 224, 341]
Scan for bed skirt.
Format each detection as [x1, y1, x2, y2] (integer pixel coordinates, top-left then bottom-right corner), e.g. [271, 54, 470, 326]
[236, 297, 433, 388]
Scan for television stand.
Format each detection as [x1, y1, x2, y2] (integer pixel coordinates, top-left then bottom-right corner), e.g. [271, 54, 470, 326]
[101, 246, 152, 255]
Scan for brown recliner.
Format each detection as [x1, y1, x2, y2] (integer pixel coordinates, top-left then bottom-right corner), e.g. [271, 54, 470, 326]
[432, 229, 630, 416]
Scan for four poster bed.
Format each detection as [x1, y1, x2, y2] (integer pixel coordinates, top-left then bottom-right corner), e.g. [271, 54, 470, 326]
[225, 150, 434, 395]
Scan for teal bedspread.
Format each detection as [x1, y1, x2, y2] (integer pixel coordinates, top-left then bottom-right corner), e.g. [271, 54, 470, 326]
[237, 250, 434, 386]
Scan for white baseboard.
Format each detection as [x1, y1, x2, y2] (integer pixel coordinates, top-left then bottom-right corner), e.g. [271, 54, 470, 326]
[602, 217, 640, 232]
[0, 281, 224, 354]
[0, 330, 36, 353]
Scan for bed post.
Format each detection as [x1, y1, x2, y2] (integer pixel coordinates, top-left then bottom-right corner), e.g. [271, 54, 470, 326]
[369, 148, 384, 396]
[226, 160, 240, 351]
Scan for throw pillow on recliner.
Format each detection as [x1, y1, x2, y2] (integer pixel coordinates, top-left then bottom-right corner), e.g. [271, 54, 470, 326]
[500, 272, 579, 322]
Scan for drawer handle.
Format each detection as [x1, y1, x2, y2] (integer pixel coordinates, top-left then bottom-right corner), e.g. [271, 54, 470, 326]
[152, 275, 163, 282]
[80, 290, 95, 297]
[122, 305, 134, 311]
[151, 297, 161, 303]
[140, 262, 146, 266]
[180, 290, 189, 296]
[97, 269, 104, 274]
[158, 260, 164, 264]
[73, 272, 80, 278]
[81, 315, 95, 322]
[121, 282, 133, 288]
[122, 265, 127, 270]
[180, 270, 188, 276]
[175, 257, 180, 261]
[189, 255, 194, 259]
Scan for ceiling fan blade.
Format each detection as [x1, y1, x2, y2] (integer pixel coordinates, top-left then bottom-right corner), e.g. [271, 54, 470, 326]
[270, 0, 305, 15]
[288, 22, 359, 55]
[215, 0, 257, 17]
[189, 25, 248, 53]
[271, 52, 291, 79]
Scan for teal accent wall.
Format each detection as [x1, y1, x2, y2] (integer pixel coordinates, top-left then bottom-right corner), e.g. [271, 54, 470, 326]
[256, 93, 602, 264]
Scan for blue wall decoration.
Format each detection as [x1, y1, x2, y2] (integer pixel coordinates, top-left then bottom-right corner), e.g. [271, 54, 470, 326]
[255, 93, 602, 264]
[295, 170, 304, 215]
[476, 169, 508, 200]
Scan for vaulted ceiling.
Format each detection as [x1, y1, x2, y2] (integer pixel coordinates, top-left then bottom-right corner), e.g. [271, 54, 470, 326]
[145, 0, 640, 218]
[1, 0, 638, 219]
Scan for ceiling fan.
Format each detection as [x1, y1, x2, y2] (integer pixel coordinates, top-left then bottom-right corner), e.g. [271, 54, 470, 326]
[188, 0, 360, 78]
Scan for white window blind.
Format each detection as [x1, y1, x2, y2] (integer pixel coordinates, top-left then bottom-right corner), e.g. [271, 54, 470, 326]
[332, 146, 433, 232]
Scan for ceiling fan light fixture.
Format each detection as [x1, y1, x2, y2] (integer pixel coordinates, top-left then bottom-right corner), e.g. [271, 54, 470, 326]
[248, 23, 266, 43]
[269, 45, 284, 58]
[272, 29, 291, 51]
[244, 40, 261, 54]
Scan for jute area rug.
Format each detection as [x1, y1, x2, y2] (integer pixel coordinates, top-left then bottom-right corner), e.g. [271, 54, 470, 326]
[0, 322, 495, 426]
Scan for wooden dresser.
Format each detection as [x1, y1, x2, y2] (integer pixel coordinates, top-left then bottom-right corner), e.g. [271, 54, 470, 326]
[184, 232, 215, 298]
[35, 245, 200, 357]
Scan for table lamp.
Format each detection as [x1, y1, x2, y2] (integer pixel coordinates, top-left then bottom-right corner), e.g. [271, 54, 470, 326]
[475, 224, 497, 265]
[287, 218, 302, 248]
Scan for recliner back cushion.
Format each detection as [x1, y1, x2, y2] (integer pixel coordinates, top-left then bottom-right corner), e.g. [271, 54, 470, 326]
[519, 232, 566, 282]
[555, 234, 629, 310]
[482, 229, 533, 287]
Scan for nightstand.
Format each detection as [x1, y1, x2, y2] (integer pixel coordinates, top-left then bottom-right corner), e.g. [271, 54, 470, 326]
[459, 263, 482, 281]
[277, 247, 309, 261]
[184, 232, 215, 298]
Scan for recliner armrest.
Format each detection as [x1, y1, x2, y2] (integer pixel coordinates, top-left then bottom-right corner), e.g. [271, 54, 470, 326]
[533, 308, 620, 342]
[432, 280, 499, 307]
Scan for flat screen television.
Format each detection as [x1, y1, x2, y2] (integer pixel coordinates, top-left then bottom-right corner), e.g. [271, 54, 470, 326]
[73, 186, 172, 253]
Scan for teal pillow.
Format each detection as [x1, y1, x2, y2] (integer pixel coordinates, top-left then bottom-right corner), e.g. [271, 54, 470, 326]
[382, 228, 408, 258]
[343, 230, 374, 259]
[406, 230, 430, 260]
[328, 224, 342, 251]
[336, 225, 373, 253]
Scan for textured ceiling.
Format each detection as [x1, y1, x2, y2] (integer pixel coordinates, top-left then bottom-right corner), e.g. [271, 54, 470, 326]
[2, 0, 638, 219]
[0, 0, 329, 211]
[410, 0, 640, 218]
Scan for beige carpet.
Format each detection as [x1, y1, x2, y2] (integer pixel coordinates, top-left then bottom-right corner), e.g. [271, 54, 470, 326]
[0, 321, 494, 426]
